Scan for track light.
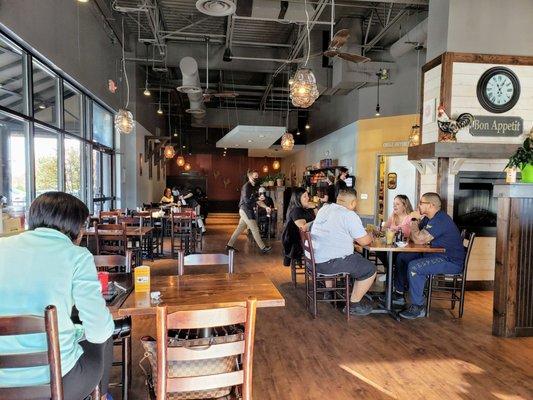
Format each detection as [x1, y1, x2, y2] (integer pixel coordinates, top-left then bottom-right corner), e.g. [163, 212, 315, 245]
[375, 104, 380, 117]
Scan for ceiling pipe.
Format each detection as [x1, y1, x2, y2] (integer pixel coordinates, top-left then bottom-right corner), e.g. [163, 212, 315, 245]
[389, 19, 428, 59]
[179, 57, 206, 120]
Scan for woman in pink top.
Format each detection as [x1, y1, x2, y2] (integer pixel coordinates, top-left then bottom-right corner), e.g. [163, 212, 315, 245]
[385, 194, 414, 237]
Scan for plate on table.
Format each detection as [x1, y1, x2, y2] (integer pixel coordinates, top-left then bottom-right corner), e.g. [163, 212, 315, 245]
[395, 241, 408, 248]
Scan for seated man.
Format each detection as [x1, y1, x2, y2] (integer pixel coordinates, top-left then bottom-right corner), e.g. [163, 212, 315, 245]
[257, 187, 276, 238]
[310, 189, 377, 315]
[395, 192, 465, 319]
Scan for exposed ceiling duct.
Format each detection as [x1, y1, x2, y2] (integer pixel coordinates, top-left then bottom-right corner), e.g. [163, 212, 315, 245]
[389, 19, 428, 59]
[177, 57, 206, 119]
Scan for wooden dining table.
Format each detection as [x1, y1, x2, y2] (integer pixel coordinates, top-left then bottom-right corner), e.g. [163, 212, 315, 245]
[362, 240, 445, 320]
[118, 272, 285, 317]
[82, 226, 154, 237]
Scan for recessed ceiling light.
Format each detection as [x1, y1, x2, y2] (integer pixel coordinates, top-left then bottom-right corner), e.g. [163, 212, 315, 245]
[305, 124, 310, 130]
[247, 139, 253, 143]
[235, 144, 239, 147]
[224, 147, 227, 150]
[182, 145, 186, 149]
[173, 133, 178, 137]
[38, 103, 46, 110]
[296, 131, 301, 135]
[259, 135, 265, 138]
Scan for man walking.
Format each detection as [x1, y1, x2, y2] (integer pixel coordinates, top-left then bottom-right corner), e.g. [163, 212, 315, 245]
[226, 170, 272, 253]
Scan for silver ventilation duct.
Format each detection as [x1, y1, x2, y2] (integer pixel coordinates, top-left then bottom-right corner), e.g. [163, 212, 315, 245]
[177, 57, 206, 120]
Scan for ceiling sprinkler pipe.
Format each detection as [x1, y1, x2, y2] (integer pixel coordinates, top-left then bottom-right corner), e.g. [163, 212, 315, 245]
[178, 57, 206, 120]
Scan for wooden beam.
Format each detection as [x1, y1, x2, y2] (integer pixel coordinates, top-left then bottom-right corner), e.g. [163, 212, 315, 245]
[436, 157, 449, 211]
[408, 142, 519, 160]
[449, 52, 533, 66]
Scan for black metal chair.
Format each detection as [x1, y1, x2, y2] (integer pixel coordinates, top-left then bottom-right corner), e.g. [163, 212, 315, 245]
[425, 230, 476, 318]
[299, 229, 351, 320]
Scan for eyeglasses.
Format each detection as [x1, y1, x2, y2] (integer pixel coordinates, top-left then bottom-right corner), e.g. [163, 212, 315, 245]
[419, 201, 431, 205]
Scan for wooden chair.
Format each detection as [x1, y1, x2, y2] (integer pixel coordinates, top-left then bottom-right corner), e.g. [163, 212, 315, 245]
[0, 305, 99, 400]
[426, 231, 476, 318]
[93, 254, 133, 400]
[155, 298, 257, 400]
[95, 222, 128, 256]
[99, 211, 121, 224]
[290, 256, 305, 288]
[177, 249, 235, 276]
[299, 229, 351, 320]
[170, 212, 194, 257]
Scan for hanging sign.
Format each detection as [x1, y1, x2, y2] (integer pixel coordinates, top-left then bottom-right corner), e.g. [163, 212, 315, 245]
[470, 116, 523, 137]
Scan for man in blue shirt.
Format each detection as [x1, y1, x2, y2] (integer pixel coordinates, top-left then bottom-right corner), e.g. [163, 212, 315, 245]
[395, 192, 465, 319]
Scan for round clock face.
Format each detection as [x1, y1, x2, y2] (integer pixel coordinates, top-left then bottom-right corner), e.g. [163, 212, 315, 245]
[477, 67, 520, 113]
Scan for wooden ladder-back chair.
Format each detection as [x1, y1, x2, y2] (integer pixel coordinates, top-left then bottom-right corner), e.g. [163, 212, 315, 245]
[299, 229, 351, 320]
[99, 211, 121, 224]
[177, 249, 235, 276]
[170, 212, 194, 257]
[0, 305, 99, 400]
[95, 222, 128, 256]
[426, 230, 476, 318]
[155, 298, 257, 400]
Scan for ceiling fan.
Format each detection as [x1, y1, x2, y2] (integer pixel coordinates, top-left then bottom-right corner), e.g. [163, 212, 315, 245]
[290, 29, 370, 65]
[202, 38, 238, 103]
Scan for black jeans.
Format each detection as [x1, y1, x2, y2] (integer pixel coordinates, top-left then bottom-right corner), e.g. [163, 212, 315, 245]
[62, 337, 113, 400]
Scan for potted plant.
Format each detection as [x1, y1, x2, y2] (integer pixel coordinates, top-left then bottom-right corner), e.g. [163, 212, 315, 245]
[266, 175, 275, 187]
[506, 134, 533, 183]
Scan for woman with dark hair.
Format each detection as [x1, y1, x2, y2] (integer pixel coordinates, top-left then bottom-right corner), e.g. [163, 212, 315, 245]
[0, 192, 114, 400]
[282, 188, 316, 266]
[161, 187, 174, 204]
[335, 167, 349, 199]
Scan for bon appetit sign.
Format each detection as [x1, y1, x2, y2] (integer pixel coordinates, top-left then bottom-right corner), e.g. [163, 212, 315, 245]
[470, 116, 523, 137]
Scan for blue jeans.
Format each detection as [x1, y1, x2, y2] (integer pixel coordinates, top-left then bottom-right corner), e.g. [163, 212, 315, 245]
[395, 253, 463, 306]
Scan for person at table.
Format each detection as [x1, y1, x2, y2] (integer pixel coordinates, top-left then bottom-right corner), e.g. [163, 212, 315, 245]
[376, 194, 414, 267]
[319, 175, 337, 204]
[257, 187, 276, 238]
[335, 167, 349, 199]
[395, 192, 465, 319]
[282, 187, 316, 266]
[160, 187, 174, 204]
[226, 170, 272, 253]
[0, 192, 114, 400]
[310, 189, 377, 315]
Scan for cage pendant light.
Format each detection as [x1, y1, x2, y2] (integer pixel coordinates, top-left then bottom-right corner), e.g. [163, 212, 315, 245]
[176, 114, 186, 166]
[115, 18, 135, 134]
[289, 0, 319, 108]
[272, 159, 280, 170]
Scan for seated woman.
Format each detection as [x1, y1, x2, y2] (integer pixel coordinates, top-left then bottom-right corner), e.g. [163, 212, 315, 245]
[0, 192, 115, 400]
[160, 187, 174, 204]
[376, 194, 414, 281]
[282, 188, 316, 266]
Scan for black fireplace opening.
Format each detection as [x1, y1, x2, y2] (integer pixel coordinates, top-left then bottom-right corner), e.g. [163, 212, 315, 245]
[453, 171, 504, 237]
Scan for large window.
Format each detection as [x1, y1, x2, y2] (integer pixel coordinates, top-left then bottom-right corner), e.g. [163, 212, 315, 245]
[0, 112, 28, 208]
[0, 30, 116, 213]
[33, 60, 58, 126]
[34, 126, 59, 195]
[0, 36, 26, 115]
[64, 137, 82, 198]
[92, 102, 113, 148]
[63, 83, 82, 136]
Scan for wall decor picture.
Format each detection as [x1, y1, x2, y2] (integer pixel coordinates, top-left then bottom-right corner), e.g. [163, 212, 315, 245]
[423, 98, 436, 125]
[148, 143, 153, 179]
[139, 153, 143, 176]
[387, 172, 397, 189]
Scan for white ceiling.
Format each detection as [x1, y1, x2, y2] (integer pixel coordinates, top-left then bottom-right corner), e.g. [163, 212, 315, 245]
[216, 125, 286, 149]
[248, 145, 305, 158]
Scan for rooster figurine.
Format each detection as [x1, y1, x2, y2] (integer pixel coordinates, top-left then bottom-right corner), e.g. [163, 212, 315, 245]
[437, 106, 474, 141]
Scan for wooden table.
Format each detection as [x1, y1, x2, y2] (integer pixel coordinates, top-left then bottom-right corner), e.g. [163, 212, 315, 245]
[83, 226, 154, 237]
[118, 272, 285, 317]
[362, 241, 445, 320]
[106, 273, 134, 318]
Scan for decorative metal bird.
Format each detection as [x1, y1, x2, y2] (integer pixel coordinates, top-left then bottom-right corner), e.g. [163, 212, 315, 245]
[437, 106, 474, 134]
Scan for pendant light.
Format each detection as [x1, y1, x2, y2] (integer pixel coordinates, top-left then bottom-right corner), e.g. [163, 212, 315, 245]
[164, 102, 175, 158]
[184, 163, 192, 171]
[281, 72, 295, 151]
[409, 47, 422, 146]
[114, 18, 134, 134]
[176, 114, 186, 166]
[157, 85, 163, 114]
[143, 66, 151, 96]
[375, 72, 381, 117]
[289, 0, 319, 108]
[272, 159, 280, 170]
[262, 157, 269, 173]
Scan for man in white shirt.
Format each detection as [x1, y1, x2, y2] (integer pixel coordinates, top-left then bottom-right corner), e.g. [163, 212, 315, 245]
[310, 189, 376, 315]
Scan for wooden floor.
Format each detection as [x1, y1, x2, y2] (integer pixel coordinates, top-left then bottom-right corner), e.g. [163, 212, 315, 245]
[112, 213, 533, 400]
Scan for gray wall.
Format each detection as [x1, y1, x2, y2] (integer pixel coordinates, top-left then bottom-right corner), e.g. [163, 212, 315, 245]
[427, 0, 533, 60]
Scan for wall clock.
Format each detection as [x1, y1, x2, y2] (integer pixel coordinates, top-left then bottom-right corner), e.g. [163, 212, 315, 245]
[476, 66, 520, 113]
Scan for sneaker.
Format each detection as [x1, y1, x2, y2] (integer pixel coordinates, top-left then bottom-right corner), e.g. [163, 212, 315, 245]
[261, 246, 272, 254]
[225, 245, 239, 253]
[378, 292, 406, 306]
[399, 304, 426, 319]
[343, 298, 373, 316]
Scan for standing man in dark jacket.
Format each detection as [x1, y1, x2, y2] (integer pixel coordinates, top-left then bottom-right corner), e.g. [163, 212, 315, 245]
[226, 170, 272, 253]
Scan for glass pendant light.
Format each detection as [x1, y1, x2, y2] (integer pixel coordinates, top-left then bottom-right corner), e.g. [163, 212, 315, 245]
[176, 115, 186, 166]
[164, 145, 176, 159]
[409, 124, 420, 147]
[272, 159, 280, 170]
[184, 163, 192, 171]
[157, 86, 163, 114]
[115, 18, 135, 134]
[282, 72, 295, 151]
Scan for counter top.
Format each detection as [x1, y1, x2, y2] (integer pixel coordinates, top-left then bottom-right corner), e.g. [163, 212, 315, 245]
[493, 182, 533, 199]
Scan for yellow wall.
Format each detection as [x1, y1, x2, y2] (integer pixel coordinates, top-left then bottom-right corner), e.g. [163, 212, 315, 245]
[356, 114, 418, 216]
